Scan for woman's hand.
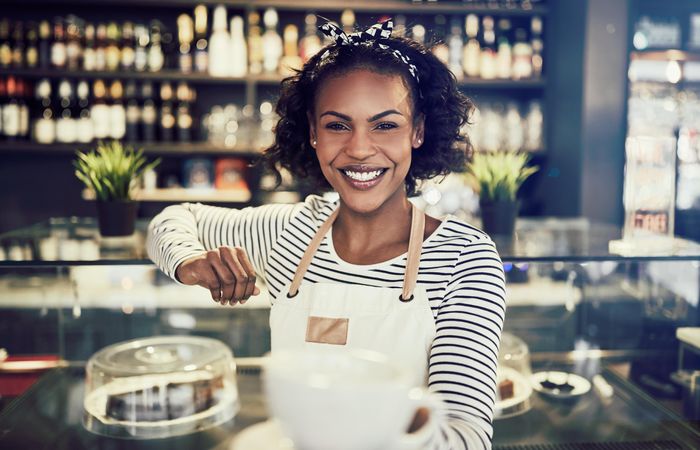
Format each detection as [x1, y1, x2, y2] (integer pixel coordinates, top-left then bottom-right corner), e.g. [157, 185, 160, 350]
[176, 247, 260, 305]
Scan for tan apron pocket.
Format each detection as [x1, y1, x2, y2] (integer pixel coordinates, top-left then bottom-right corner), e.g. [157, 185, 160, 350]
[305, 316, 349, 345]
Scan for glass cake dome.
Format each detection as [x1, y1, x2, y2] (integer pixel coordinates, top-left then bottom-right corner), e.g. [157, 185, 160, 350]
[83, 335, 240, 439]
[494, 332, 533, 419]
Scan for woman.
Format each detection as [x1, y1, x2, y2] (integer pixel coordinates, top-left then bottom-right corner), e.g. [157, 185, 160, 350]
[148, 20, 506, 449]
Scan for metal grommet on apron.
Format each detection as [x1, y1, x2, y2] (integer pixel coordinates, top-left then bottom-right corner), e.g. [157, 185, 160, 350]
[269, 204, 437, 386]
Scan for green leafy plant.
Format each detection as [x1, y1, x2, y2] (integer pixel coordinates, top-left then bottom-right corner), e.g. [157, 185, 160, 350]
[466, 151, 539, 202]
[74, 141, 161, 201]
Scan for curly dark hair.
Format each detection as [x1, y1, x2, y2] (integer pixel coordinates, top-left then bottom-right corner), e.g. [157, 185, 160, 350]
[263, 29, 474, 196]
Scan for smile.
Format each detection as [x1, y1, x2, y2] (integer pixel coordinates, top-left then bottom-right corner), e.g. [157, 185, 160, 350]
[338, 166, 388, 190]
[341, 169, 386, 181]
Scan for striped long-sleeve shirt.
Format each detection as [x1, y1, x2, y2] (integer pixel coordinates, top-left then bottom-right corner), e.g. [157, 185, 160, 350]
[147, 194, 506, 450]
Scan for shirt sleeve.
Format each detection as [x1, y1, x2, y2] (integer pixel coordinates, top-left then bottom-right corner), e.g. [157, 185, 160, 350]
[146, 202, 303, 283]
[426, 235, 507, 450]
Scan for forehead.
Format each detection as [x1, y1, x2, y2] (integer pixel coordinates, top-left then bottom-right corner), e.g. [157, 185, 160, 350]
[314, 69, 413, 117]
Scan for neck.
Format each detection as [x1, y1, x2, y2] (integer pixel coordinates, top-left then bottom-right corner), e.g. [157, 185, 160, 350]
[334, 190, 413, 247]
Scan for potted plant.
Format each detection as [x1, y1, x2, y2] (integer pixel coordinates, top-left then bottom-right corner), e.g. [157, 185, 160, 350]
[466, 151, 538, 237]
[74, 141, 161, 237]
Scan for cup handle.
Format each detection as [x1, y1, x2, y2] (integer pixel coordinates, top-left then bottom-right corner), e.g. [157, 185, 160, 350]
[390, 388, 443, 450]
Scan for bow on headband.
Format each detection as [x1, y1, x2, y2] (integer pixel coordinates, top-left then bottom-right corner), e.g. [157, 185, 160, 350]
[318, 19, 420, 84]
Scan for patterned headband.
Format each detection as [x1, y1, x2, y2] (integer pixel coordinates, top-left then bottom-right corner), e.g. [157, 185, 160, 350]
[318, 19, 421, 84]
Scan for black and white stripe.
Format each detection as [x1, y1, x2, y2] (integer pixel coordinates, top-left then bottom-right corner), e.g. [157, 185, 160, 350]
[147, 195, 506, 450]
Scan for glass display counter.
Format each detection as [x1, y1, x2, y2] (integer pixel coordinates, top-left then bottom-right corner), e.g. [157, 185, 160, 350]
[1, 216, 700, 449]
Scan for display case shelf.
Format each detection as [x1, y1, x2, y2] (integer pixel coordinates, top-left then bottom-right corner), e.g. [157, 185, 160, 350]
[0, 142, 263, 158]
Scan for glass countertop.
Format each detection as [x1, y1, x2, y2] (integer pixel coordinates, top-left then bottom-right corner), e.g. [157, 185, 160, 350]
[1, 216, 700, 267]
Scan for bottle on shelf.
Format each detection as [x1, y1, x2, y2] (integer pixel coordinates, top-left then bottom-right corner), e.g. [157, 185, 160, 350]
[209, 5, 231, 77]
[83, 24, 96, 71]
[504, 102, 524, 151]
[121, 22, 137, 71]
[76, 80, 93, 143]
[33, 78, 55, 144]
[25, 22, 39, 69]
[394, 15, 407, 38]
[340, 9, 355, 36]
[124, 80, 140, 142]
[177, 14, 194, 74]
[280, 24, 302, 76]
[105, 22, 121, 71]
[17, 78, 30, 140]
[176, 81, 193, 142]
[411, 24, 426, 46]
[109, 80, 126, 140]
[148, 21, 165, 72]
[38, 20, 51, 69]
[229, 16, 247, 77]
[463, 14, 480, 79]
[11, 21, 25, 68]
[56, 79, 77, 143]
[134, 24, 149, 72]
[531, 16, 544, 78]
[91, 79, 110, 140]
[193, 5, 209, 73]
[299, 13, 321, 64]
[0, 20, 11, 69]
[140, 81, 157, 142]
[431, 15, 449, 65]
[496, 18, 513, 80]
[3, 76, 21, 141]
[94, 23, 107, 71]
[479, 16, 497, 80]
[247, 11, 264, 75]
[51, 18, 67, 70]
[161, 26, 176, 71]
[512, 27, 533, 80]
[448, 16, 464, 80]
[524, 100, 543, 151]
[160, 81, 175, 142]
[65, 16, 82, 71]
[262, 8, 282, 74]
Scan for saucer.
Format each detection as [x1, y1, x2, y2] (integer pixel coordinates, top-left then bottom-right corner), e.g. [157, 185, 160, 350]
[230, 420, 295, 450]
[531, 371, 591, 399]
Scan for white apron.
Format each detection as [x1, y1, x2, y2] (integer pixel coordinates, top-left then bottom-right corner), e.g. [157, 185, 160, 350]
[270, 205, 437, 386]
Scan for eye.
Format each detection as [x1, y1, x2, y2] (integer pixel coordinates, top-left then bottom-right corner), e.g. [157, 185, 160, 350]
[325, 122, 350, 131]
[375, 122, 398, 130]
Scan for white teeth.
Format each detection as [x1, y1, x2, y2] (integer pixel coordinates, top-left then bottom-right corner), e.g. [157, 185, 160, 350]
[343, 169, 383, 182]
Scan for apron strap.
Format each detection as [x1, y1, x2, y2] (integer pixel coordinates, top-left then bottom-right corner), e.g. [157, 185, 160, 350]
[287, 205, 426, 301]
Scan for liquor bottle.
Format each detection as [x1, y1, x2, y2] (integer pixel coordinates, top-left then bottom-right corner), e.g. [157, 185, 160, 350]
[82, 24, 95, 71]
[0, 20, 11, 69]
[177, 14, 194, 73]
[229, 16, 247, 76]
[148, 21, 165, 72]
[3, 77, 21, 140]
[411, 24, 426, 46]
[504, 102, 524, 151]
[124, 80, 139, 142]
[209, 5, 231, 76]
[262, 8, 282, 74]
[176, 81, 193, 142]
[140, 81, 157, 142]
[33, 78, 56, 144]
[511, 28, 533, 79]
[496, 18, 512, 79]
[17, 79, 30, 140]
[524, 100, 543, 151]
[431, 15, 449, 65]
[38, 20, 51, 69]
[340, 9, 355, 35]
[299, 13, 321, 64]
[94, 23, 107, 71]
[51, 18, 67, 69]
[109, 80, 126, 139]
[76, 80, 93, 143]
[193, 5, 209, 73]
[248, 11, 264, 75]
[159, 81, 175, 142]
[463, 14, 480, 78]
[479, 16, 497, 80]
[0, 77, 6, 137]
[105, 22, 121, 71]
[65, 16, 82, 71]
[448, 17, 463, 80]
[161, 27, 176, 71]
[11, 22, 25, 68]
[120, 22, 136, 71]
[91, 79, 110, 140]
[134, 24, 149, 72]
[280, 24, 302, 76]
[56, 79, 77, 143]
[531, 16, 543, 78]
[25, 22, 39, 68]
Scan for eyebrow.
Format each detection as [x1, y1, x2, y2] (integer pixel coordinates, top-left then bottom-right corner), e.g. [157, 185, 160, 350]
[319, 110, 404, 122]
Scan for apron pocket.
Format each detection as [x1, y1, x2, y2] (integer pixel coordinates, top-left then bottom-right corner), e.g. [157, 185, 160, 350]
[305, 316, 349, 345]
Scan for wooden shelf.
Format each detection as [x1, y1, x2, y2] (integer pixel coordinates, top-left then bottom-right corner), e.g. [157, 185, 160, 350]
[0, 141, 264, 158]
[459, 77, 546, 89]
[0, 68, 252, 85]
[7, 0, 548, 16]
[82, 187, 252, 203]
[630, 49, 700, 62]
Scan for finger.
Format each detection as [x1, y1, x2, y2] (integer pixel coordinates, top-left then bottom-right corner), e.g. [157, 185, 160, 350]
[207, 250, 236, 303]
[235, 247, 257, 301]
[195, 264, 222, 303]
[221, 247, 249, 301]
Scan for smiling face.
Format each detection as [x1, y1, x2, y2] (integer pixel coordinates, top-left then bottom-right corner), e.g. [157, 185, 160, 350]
[309, 69, 424, 215]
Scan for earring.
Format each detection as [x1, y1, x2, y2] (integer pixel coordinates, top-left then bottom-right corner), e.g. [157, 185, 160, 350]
[312, 139, 317, 146]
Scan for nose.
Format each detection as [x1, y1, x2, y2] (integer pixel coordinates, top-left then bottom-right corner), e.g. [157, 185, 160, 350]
[344, 129, 376, 160]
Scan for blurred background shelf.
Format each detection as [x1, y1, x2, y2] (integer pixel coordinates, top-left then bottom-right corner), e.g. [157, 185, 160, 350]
[0, 142, 263, 158]
[82, 187, 252, 203]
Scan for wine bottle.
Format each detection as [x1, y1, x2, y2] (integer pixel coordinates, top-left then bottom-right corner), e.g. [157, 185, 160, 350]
[56, 79, 78, 143]
[512, 28, 533, 79]
[229, 16, 247, 77]
[25, 22, 39, 68]
[411, 24, 426, 46]
[431, 15, 449, 65]
[94, 23, 107, 71]
[105, 22, 121, 71]
[141, 81, 157, 142]
[463, 14, 480, 78]
[248, 11, 263, 75]
[209, 5, 231, 76]
[3, 77, 21, 140]
[262, 8, 282, 74]
[299, 13, 321, 64]
[531, 16, 543, 78]
[280, 24, 302, 76]
[51, 18, 67, 69]
[193, 5, 209, 73]
[448, 16, 463, 80]
[125, 80, 140, 142]
[160, 81, 175, 142]
[496, 18, 513, 79]
[109, 80, 126, 139]
[11, 21, 24, 68]
[121, 22, 136, 71]
[83, 23, 96, 71]
[176, 81, 193, 142]
[17, 78, 30, 140]
[479, 16, 497, 80]
[91, 79, 110, 140]
[65, 16, 82, 71]
[76, 80, 93, 143]
[134, 24, 149, 72]
[148, 21, 165, 72]
[33, 78, 56, 144]
[38, 20, 51, 69]
[0, 20, 11, 69]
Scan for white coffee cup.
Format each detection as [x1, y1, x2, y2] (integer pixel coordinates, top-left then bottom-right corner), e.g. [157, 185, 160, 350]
[263, 348, 440, 450]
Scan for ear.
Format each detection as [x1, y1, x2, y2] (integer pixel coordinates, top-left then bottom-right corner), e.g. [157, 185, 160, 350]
[307, 111, 317, 148]
[411, 114, 425, 149]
